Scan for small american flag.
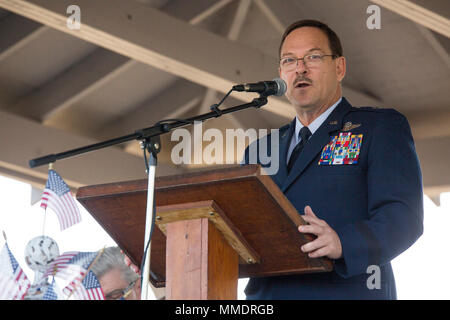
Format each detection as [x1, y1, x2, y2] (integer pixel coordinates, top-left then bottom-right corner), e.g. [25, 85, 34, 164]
[41, 169, 81, 231]
[63, 270, 104, 300]
[43, 277, 64, 300]
[43, 251, 80, 280]
[0, 243, 31, 300]
[44, 251, 104, 300]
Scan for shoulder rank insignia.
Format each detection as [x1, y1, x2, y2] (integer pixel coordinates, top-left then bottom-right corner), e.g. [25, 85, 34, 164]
[342, 121, 361, 131]
[319, 132, 363, 165]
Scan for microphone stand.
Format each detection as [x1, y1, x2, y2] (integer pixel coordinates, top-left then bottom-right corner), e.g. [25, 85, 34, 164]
[29, 92, 269, 300]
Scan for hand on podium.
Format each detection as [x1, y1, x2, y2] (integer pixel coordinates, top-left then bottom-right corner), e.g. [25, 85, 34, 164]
[298, 206, 343, 260]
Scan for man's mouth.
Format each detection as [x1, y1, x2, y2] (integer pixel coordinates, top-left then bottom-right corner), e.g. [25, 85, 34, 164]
[295, 82, 311, 89]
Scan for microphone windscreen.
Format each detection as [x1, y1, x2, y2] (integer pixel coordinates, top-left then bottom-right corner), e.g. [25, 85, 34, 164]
[273, 78, 287, 96]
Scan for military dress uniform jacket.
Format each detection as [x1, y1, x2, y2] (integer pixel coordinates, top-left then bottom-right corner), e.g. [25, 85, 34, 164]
[243, 97, 424, 300]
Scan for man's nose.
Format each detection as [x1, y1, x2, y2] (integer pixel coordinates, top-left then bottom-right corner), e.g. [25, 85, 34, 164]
[295, 59, 308, 74]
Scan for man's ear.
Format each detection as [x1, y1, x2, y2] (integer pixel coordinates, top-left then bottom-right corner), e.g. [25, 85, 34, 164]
[336, 56, 346, 82]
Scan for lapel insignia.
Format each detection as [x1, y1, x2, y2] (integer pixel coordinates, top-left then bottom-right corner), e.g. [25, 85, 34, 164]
[328, 120, 338, 125]
[319, 132, 363, 165]
[342, 121, 361, 131]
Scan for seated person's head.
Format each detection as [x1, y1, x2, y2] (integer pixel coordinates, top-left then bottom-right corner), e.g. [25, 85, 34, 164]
[91, 247, 141, 300]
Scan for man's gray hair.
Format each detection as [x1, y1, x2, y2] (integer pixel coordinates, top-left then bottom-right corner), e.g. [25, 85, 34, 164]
[90, 246, 139, 283]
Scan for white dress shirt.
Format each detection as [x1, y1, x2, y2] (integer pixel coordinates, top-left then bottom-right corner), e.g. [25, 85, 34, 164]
[287, 97, 342, 163]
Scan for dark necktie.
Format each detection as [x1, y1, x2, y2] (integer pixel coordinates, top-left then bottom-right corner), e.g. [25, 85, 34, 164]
[287, 126, 312, 173]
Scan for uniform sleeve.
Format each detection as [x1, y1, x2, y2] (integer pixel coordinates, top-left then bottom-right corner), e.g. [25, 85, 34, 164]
[334, 111, 424, 278]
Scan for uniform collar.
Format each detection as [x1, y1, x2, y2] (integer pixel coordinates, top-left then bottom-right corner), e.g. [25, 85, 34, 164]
[293, 97, 342, 143]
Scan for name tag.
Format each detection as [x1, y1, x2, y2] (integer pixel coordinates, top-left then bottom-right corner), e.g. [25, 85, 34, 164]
[319, 132, 363, 165]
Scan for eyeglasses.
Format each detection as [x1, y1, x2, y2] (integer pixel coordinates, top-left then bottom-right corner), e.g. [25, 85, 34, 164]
[104, 280, 137, 300]
[279, 53, 337, 72]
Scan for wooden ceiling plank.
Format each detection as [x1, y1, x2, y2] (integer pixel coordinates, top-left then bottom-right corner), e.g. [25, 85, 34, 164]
[0, 109, 184, 189]
[0, 0, 294, 119]
[0, 24, 48, 63]
[97, 80, 205, 139]
[188, 0, 235, 25]
[253, 0, 285, 34]
[10, 48, 129, 121]
[415, 24, 450, 70]
[0, 13, 43, 62]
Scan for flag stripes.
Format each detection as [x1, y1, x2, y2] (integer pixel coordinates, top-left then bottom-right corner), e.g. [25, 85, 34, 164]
[44, 251, 105, 300]
[0, 243, 30, 299]
[43, 251, 79, 279]
[40, 169, 81, 231]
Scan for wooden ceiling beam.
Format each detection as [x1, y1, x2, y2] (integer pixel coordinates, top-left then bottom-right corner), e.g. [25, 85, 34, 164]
[163, 0, 235, 25]
[253, 0, 285, 34]
[370, 0, 450, 38]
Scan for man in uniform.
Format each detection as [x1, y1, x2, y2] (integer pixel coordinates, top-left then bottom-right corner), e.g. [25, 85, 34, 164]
[243, 19, 423, 299]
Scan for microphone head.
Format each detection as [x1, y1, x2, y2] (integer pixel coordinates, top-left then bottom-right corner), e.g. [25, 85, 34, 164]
[273, 78, 287, 96]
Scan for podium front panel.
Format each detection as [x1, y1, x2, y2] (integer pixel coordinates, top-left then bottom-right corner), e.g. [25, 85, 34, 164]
[77, 165, 332, 287]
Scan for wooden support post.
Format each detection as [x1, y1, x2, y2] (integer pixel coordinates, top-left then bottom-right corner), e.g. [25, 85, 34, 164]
[165, 218, 238, 300]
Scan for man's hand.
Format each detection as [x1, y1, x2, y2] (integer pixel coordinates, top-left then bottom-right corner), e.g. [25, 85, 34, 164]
[298, 206, 343, 260]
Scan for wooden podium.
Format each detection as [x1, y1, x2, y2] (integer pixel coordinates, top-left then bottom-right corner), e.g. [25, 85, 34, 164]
[76, 165, 332, 299]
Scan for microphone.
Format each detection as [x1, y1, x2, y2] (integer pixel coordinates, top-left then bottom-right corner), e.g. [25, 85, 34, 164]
[232, 78, 286, 96]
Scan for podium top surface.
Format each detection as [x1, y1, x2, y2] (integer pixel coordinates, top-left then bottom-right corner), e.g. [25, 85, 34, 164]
[77, 165, 332, 285]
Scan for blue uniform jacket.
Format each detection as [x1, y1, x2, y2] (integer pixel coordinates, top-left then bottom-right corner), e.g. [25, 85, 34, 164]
[243, 97, 424, 299]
